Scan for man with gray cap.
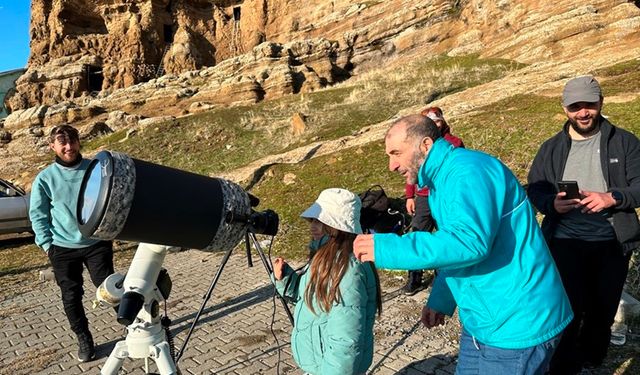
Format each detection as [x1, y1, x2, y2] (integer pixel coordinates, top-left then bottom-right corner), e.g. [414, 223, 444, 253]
[528, 76, 640, 373]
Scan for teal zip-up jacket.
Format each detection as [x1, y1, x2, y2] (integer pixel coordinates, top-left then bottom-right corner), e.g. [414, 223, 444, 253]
[275, 254, 377, 375]
[374, 139, 572, 349]
[29, 160, 99, 252]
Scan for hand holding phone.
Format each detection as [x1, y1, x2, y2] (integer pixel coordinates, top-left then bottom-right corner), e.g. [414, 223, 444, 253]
[557, 181, 580, 200]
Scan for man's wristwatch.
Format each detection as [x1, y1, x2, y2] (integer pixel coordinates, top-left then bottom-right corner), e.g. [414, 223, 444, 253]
[611, 190, 623, 206]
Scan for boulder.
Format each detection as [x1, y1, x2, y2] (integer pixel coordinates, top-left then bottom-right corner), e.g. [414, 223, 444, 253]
[4, 106, 49, 130]
[80, 122, 113, 139]
[291, 112, 307, 136]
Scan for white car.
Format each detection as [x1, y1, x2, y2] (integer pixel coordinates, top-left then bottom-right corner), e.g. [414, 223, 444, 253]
[0, 179, 32, 235]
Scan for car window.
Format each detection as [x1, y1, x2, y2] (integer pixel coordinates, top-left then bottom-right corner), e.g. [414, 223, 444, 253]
[0, 180, 25, 196]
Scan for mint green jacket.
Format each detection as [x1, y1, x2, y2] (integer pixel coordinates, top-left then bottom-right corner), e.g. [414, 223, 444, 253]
[276, 254, 377, 375]
[29, 160, 99, 251]
[374, 139, 572, 349]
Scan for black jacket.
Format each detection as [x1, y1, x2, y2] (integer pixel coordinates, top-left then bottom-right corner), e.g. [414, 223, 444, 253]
[527, 117, 640, 255]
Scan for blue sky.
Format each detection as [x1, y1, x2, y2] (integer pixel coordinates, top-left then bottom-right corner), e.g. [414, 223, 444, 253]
[0, 0, 31, 72]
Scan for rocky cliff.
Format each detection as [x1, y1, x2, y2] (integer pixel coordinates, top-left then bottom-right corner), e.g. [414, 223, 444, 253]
[9, 0, 445, 111]
[1, 0, 640, 183]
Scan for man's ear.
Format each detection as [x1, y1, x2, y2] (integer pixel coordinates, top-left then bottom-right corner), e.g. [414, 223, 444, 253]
[419, 137, 434, 154]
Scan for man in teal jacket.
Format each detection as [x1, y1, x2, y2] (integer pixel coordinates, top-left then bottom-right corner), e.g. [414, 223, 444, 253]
[354, 115, 572, 373]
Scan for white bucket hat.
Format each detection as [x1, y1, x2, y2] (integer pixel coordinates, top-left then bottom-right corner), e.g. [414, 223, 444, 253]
[300, 188, 363, 234]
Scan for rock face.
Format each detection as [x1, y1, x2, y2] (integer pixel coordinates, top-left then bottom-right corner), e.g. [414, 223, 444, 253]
[9, 0, 369, 111]
[2, 0, 640, 185]
[8, 0, 638, 113]
[4, 0, 480, 111]
[9, 0, 640, 114]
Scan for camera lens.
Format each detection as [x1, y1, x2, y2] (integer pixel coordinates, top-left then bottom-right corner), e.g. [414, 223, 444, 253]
[250, 209, 279, 236]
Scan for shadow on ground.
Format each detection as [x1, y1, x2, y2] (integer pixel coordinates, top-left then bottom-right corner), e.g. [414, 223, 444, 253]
[394, 354, 457, 374]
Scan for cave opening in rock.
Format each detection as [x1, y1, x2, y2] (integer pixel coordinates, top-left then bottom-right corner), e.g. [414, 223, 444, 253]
[233, 6, 241, 21]
[85, 65, 103, 93]
[164, 24, 174, 43]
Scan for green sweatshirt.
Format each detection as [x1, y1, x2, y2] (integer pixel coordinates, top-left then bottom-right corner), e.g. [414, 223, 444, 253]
[29, 160, 99, 251]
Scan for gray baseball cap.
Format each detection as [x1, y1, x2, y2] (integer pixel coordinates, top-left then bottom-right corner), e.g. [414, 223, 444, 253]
[562, 76, 602, 106]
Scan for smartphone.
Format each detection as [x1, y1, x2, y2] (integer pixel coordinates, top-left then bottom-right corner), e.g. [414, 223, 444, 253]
[557, 181, 580, 199]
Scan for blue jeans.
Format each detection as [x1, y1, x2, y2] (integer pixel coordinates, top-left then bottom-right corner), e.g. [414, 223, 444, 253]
[456, 329, 561, 375]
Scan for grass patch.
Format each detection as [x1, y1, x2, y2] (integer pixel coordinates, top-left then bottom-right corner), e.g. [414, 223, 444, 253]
[0, 236, 47, 276]
[0, 238, 136, 301]
[249, 141, 404, 260]
[452, 95, 640, 182]
[82, 54, 525, 177]
[593, 59, 640, 96]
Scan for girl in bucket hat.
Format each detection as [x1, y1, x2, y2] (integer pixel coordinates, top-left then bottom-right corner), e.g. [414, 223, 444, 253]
[273, 188, 382, 375]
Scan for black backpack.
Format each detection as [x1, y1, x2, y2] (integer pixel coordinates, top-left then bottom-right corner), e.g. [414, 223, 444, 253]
[359, 185, 406, 235]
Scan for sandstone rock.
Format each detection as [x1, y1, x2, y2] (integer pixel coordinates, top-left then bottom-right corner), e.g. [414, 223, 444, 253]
[105, 110, 143, 131]
[30, 127, 45, 138]
[189, 102, 216, 114]
[283, 173, 297, 185]
[138, 116, 176, 129]
[0, 130, 11, 144]
[80, 122, 113, 139]
[4, 106, 49, 130]
[291, 112, 307, 136]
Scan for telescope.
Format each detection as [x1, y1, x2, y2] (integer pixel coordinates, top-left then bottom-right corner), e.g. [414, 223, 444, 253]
[77, 151, 287, 375]
[77, 150, 278, 250]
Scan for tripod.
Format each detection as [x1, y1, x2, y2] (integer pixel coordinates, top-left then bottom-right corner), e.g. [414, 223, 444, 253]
[101, 288, 177, 375]
[175, 229, 294, 363]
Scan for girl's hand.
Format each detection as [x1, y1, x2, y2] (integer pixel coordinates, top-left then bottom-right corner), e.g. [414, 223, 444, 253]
[273, 257, 287, 280]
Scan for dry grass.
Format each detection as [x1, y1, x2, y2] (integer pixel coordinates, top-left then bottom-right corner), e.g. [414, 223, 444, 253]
[0, 347, 61, 375]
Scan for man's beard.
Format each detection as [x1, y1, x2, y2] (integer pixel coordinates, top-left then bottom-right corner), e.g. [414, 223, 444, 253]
[406, 151, 426, 184]
[569, 116, 599, 136]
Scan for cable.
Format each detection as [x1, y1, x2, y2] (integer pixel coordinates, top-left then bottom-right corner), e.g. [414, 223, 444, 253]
[162, 299, 177, 365]
[266, 235, 283, 375]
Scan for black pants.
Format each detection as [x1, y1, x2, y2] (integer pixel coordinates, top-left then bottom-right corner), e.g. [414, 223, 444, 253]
[48, 241, 114, 335]
[410, 195, 435, 232]
[408, 196, 435, 281]
[548, 238, 630, 374]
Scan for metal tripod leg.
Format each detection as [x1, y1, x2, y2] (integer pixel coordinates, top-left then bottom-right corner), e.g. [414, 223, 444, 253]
[174, 230, 294, 365]
[101, 335, 178, 375]
[246, 232, 294, 324]
[175, 243, 235, 363]
[101, 340, 127, 375]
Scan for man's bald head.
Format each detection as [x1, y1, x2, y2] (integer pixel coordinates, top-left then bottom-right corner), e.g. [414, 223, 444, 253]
[386, 114, 441, 146]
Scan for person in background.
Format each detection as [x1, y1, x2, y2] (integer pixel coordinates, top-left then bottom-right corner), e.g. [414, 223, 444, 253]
[30, 125, 114, 362]
[354, 115, 572, 374]
[402, 107, 464, 295]
[527, 76, 640, 374]
[273, 188, 382, 375]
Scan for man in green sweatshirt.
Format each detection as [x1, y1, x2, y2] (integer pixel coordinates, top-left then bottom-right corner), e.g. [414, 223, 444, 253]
[30, 125, 114, 362]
